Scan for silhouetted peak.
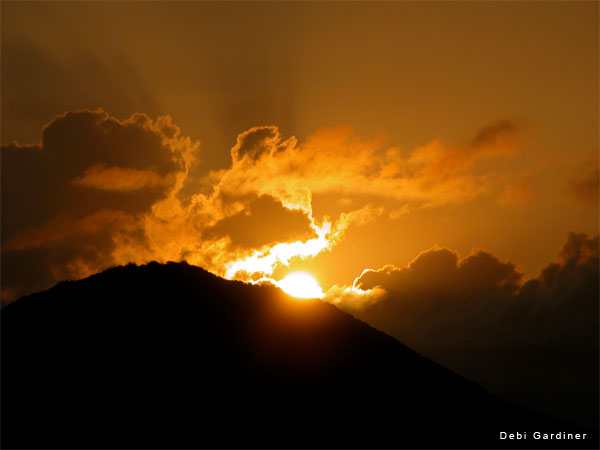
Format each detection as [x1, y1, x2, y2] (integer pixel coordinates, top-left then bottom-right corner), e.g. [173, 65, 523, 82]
[2, 262, 597, 449]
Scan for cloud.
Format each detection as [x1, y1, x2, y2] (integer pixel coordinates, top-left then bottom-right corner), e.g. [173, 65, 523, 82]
[3, 209, 139, 252]
[1, 109, 197, 301]
[147, 118, 522, 284]
[470, 119, 522, 149]
[326, 232, 599, 427]
[1, 209, 146, 303]
[71, 164, 171, 192]
[346, 231, 599, 355]
[231, 126, 296, 163]
[354, 247, 522, 300]
[1, 110, 525, 302]
[410, 119, 523, 184]
[212, 119, 525, 216]
[203, 195, 313, 250]
[1, 109, 196, 237]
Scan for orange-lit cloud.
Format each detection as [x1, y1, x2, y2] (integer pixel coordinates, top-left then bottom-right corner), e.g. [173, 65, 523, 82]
[1, 110, 525, 302]
[2, 209, 138, 253]
[209, 120, 525, 215]
[72, 164, 171, 192]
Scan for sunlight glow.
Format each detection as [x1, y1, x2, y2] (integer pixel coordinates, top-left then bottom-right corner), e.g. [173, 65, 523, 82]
[277, 271, 324, 299]
[225, 221, 332, 279]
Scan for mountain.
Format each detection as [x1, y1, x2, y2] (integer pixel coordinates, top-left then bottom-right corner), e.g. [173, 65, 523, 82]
[1, 262, 597, 449]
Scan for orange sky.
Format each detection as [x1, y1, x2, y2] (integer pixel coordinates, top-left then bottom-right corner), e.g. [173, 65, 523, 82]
[2, 1, 599, 429]
[1, 1, 598, 299]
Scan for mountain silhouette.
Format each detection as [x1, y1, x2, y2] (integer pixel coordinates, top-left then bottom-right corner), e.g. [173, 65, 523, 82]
[2, 262, 597, 449]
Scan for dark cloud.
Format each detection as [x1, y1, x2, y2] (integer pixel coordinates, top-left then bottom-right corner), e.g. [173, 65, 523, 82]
[470, 119, 521, 149]
[1, 109, 191, 239]
[203, 195, 313, 250]
[355, 247, 522, 305]
[1, 109, 198, 302]
[39, 109, 183, 174]
[412, 119, 524, 188]
[230, 126, 296, 163]
[335, 232, 599, 427]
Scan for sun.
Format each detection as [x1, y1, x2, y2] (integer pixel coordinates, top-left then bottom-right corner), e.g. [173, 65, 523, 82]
[277, 271, 325, 299]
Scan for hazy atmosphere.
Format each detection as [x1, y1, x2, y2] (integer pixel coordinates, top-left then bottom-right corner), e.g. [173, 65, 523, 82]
[2, 0, 598, 432]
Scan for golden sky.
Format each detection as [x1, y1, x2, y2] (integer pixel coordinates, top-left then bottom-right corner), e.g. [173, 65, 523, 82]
[2, 1, 597, 295]
[1, 0, 598, 428]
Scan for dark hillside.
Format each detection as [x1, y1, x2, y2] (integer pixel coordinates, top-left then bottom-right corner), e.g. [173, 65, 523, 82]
[1, 262, 596, 448]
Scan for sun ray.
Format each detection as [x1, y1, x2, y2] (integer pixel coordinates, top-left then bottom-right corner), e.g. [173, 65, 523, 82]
[224, 221, 332, 279]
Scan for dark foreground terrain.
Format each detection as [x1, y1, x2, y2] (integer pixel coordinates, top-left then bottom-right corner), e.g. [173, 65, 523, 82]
[2, 262, 597, 449]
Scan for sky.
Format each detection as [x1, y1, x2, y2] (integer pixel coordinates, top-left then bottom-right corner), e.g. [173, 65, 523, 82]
[1, 0, 598, 428]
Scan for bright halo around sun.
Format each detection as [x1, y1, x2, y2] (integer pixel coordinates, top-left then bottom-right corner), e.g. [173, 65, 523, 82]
[277, 271, 325, 299]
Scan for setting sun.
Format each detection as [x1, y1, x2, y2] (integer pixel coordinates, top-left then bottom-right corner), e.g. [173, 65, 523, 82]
[1, 2, 598, 447]
[277, 271, 325, 299]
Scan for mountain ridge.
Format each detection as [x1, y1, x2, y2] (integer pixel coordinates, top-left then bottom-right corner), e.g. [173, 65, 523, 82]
[2, 261, 597, 449]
